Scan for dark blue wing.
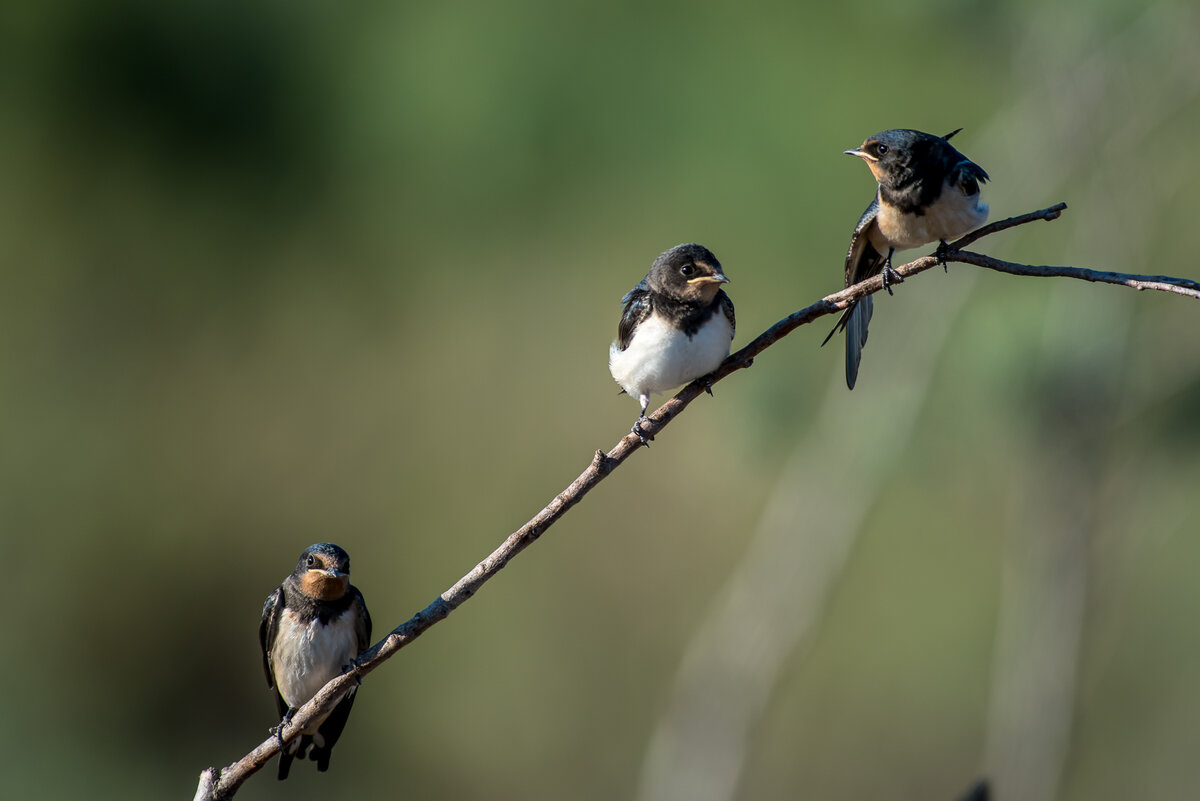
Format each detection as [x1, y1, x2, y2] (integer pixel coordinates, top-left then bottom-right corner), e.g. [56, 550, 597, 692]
[950, 158, 989, 196]
[823, 196, 883, 348]
[719, 291, 735, 340]
[617, 280, 652, 351]
[822, 196, 885, 389]
[259, 587, 283, 689]
[845, 196, 886, 287]
[941, 129, 989, 195]
[259, 586, 289, 718]
[352, 587, 372, 651]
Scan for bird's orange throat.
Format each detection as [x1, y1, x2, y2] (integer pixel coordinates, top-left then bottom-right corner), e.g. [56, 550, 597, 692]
[301, 571, 349, 601]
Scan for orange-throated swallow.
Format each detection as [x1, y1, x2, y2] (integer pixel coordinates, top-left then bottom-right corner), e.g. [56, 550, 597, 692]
[259, 542, 372, 780]
[608, 243, 735, 446]
[825, 128, 989, 389]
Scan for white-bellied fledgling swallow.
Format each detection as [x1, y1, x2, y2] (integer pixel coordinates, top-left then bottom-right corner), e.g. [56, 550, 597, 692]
[609, 243, 735, 445]
[259, 542, 371, 780]
[825, 128, 989, 389]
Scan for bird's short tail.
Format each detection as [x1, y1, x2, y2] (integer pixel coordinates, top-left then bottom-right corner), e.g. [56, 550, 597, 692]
[311, 741, 334, 772]
[277, 735, 314, 780]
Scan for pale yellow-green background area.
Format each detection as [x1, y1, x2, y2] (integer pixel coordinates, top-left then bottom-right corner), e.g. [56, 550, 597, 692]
[4, 1, 1200, 799]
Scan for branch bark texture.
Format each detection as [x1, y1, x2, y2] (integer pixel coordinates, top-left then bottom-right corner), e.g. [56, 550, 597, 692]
[193, 201, 1196, 798]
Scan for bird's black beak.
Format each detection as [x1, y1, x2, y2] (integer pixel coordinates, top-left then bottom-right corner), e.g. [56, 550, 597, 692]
[688, 274, 729, 286]
[844, 147, 874, 162]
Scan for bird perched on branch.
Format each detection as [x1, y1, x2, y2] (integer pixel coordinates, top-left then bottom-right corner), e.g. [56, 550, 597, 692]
[826, 128, 989, 389]
[609, 243, 735, 446]
[260, 542, 372, 780]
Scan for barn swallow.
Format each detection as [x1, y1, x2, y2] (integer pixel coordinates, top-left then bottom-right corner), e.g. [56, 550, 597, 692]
[825, 128, 989, 389]
[259, 542, 372, 780]
[608, 243, 735, 446]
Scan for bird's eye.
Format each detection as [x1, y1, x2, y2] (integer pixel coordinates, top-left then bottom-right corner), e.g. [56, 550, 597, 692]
[874, 143, 889, 155]
[680, 264, 695, 276]
[306, 555, 317, 568]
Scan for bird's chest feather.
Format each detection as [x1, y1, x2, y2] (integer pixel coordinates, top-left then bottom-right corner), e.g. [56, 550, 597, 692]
[609, 310, 732, 395]
[872, 180, 988, 251]
[271, 607, 360, 711]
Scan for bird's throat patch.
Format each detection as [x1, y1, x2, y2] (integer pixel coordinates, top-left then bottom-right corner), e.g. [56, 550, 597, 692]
[302, 571, 349, 601]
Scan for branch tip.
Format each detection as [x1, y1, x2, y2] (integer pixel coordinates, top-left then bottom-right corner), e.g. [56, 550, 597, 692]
[193, 767, 220, 801]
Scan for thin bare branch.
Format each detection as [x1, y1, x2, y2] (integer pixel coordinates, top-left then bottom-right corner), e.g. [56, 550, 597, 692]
[193, 201, 1196, 798]
[952, 250, 1200, 298]
[953, 202, 1067, 249]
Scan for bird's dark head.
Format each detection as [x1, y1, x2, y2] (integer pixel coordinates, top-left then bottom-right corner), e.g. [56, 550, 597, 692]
[292, 542, 352, 601]
[646, 243, 728, 304]
[844, 128, 946, 187]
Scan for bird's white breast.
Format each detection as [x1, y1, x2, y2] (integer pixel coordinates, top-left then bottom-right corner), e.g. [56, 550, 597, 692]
[272, 607, 360, 728]
[872, 180, 988, 252]
[609, 310, 733, 400]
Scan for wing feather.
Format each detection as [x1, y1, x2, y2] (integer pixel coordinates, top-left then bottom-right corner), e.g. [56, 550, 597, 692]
[845, 197, 885, 286]
[949, 158, 989, 196]
[719, 291, 735, 340]
[351, 588, 372, 652]
[259, 586, 289, 719]
[822, 196, 886, 389]
[616, 280, 653, 351]
[259, 586, 283, 689]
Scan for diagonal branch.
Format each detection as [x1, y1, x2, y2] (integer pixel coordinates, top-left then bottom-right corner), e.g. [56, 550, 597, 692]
[193, 201, 1196, 798]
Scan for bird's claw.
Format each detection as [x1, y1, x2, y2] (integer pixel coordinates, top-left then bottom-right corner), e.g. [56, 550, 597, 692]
[703, 376, 715, 397]
[271, 709, 296, 750]
[881, 263, 903, 295]
[345, 657, 365, 686]
[880, 246, 903, 295]
[935, 239, 952, 272]
[631, 417, 652, 448]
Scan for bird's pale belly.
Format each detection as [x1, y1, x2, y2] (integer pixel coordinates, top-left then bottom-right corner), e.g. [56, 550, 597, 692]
[609, 312, 732, 397]
[272, 607, 360, 726]
[873, 182, 988, 251]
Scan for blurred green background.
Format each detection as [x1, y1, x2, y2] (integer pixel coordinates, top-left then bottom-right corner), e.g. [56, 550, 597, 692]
[3, 1, 1200, 799]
